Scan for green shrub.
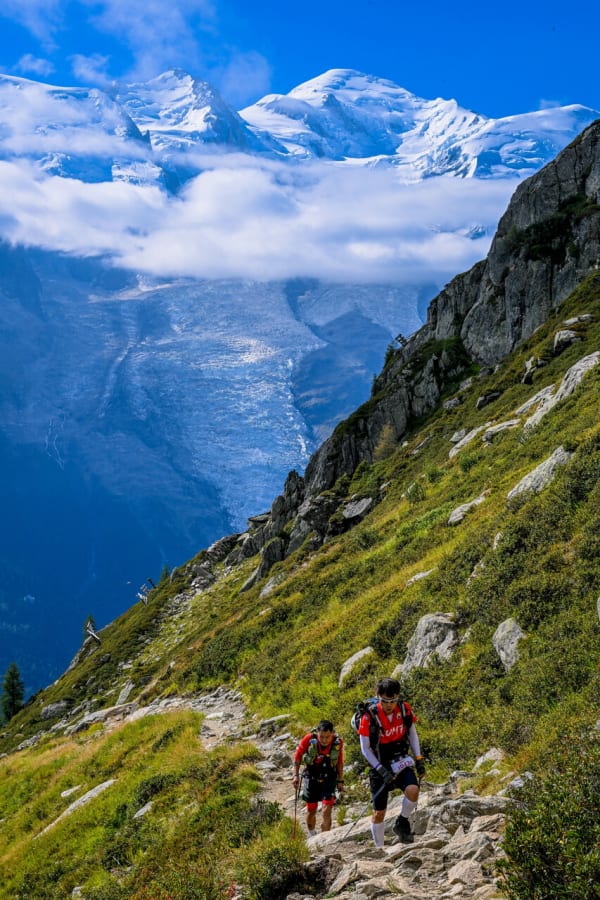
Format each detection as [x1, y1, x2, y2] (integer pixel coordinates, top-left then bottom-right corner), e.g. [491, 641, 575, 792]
[458, 451, 479, 473]
[497, 729, 600, 899]
[234, 824, 309, 900]
[406, 480, 426, 504]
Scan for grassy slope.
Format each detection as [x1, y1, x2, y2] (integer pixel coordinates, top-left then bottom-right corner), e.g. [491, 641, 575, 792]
[1, 274, 600, 896]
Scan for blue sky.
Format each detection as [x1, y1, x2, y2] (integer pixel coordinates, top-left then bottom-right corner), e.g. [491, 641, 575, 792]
[0, 0, 598, 116]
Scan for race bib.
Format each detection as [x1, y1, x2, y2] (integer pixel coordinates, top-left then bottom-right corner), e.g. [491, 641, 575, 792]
[391, 756, 414, 774]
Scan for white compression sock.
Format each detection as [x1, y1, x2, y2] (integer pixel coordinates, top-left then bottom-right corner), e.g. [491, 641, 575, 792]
[371, 821, 386, 848]
[401, 796, 417, 817]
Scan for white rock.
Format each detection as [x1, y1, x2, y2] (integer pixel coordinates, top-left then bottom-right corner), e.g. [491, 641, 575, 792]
[525, 351, 600, 428]
[507, 446, 573, 503]
[447, 858, 485, 886]
[406, 568, 436, 587]
[449, 424, 492, 458]
[473, 748, 505, 770]
[394, 613, 458, 676]
[339, 646, 374, 686]
[448, 490, 490, 525]
[133, 801, 153, 819]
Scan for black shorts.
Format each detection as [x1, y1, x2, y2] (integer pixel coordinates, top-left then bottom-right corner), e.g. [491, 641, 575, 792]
[369, 764, 418, 811]
[301, 774, 337, 805]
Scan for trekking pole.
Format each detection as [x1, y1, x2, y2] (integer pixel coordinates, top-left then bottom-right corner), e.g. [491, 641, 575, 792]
[329, 779, 388, 853]
[292, 779, 300, 839]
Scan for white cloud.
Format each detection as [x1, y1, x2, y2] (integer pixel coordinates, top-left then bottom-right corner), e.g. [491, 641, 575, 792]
[71, 53, 111, 87]
[213, 51, 272, 108]
[0, 160, 165, 256]
[78, 0, 216, 81]
[0, 153, 516, 287]
[1, 0, 271, 107]
[16, 54, 55, 78]
[1, 0, 62, 44]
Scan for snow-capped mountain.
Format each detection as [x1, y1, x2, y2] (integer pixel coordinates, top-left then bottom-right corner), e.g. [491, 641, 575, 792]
[114, 69, 277, 158]
[3, 67, 597, 189]
[0, 73, 159, 184]
[240, 68, 598, 178]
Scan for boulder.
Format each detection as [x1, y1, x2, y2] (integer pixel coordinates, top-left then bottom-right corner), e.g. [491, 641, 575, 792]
[393, 613, 459, 676]
[449, 424, 491, 458]
[448, 490, 490, 525]
[476, 391, 501, 410]
[553, 329, 581, 354]
[524, 351, 600, 429]
[342, 497, 373, 520]
[493, 618, 525, 671]
[40, 700, 71, 721]
[482, 419, 521, 442]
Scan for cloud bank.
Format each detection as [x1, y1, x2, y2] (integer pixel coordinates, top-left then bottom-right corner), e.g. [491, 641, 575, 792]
[0, 150, 516, 286]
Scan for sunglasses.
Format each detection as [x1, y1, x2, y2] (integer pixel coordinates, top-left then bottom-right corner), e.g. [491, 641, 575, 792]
[379, 696, 399, 704]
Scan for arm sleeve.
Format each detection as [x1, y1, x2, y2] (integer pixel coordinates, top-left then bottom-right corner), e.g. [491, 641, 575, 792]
[336, 738, 344, 776]
[359, 733, 380, 769]
[408, 723, 421, 758]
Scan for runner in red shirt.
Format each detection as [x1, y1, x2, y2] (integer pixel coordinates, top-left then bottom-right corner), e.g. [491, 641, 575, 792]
[358, 677, 426, 847]
[292, 720, 344, 836]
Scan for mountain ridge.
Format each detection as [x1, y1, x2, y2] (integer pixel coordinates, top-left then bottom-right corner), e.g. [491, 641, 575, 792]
[2, 67, 598, 185]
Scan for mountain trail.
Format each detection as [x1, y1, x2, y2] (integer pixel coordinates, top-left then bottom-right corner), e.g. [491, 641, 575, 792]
[197, 687, 507, 899]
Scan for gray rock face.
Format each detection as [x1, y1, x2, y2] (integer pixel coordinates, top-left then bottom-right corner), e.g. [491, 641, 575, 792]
[300, 122, 600, 499]
[493, 618, 526, 671]
[40, 700, 71, 721]
[204, 122, 600, 588]
[393, 613, 459, 676]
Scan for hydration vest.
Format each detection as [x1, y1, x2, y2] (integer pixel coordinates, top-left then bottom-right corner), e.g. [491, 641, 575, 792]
[302, 731, 341, 769]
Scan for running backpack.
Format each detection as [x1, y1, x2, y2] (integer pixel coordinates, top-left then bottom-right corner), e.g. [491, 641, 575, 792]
[351, 697, 413, 752]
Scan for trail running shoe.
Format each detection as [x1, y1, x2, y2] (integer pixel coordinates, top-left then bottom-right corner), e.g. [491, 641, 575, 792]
[392, 814, 413, 842]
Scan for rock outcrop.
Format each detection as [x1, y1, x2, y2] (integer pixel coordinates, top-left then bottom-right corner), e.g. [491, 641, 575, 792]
[393, 613, 459, 676]
[303, 122, 600, 495]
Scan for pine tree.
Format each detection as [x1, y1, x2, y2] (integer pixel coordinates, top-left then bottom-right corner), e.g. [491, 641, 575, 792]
[2, 662, 25, 722]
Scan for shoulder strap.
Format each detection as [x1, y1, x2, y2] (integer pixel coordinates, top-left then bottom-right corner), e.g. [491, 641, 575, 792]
[400, 702, 413, 734]
[365, 699, 383, 751]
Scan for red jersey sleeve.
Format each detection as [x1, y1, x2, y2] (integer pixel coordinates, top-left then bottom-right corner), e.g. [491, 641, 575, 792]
[357, 712, 372, 737]
[294, 733, 312, 763]
[404, 701, 417, 724]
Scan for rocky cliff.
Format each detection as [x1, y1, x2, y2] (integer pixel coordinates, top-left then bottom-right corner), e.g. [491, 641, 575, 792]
[226, 119, 600, 578]
[300, 119, 600, 492]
